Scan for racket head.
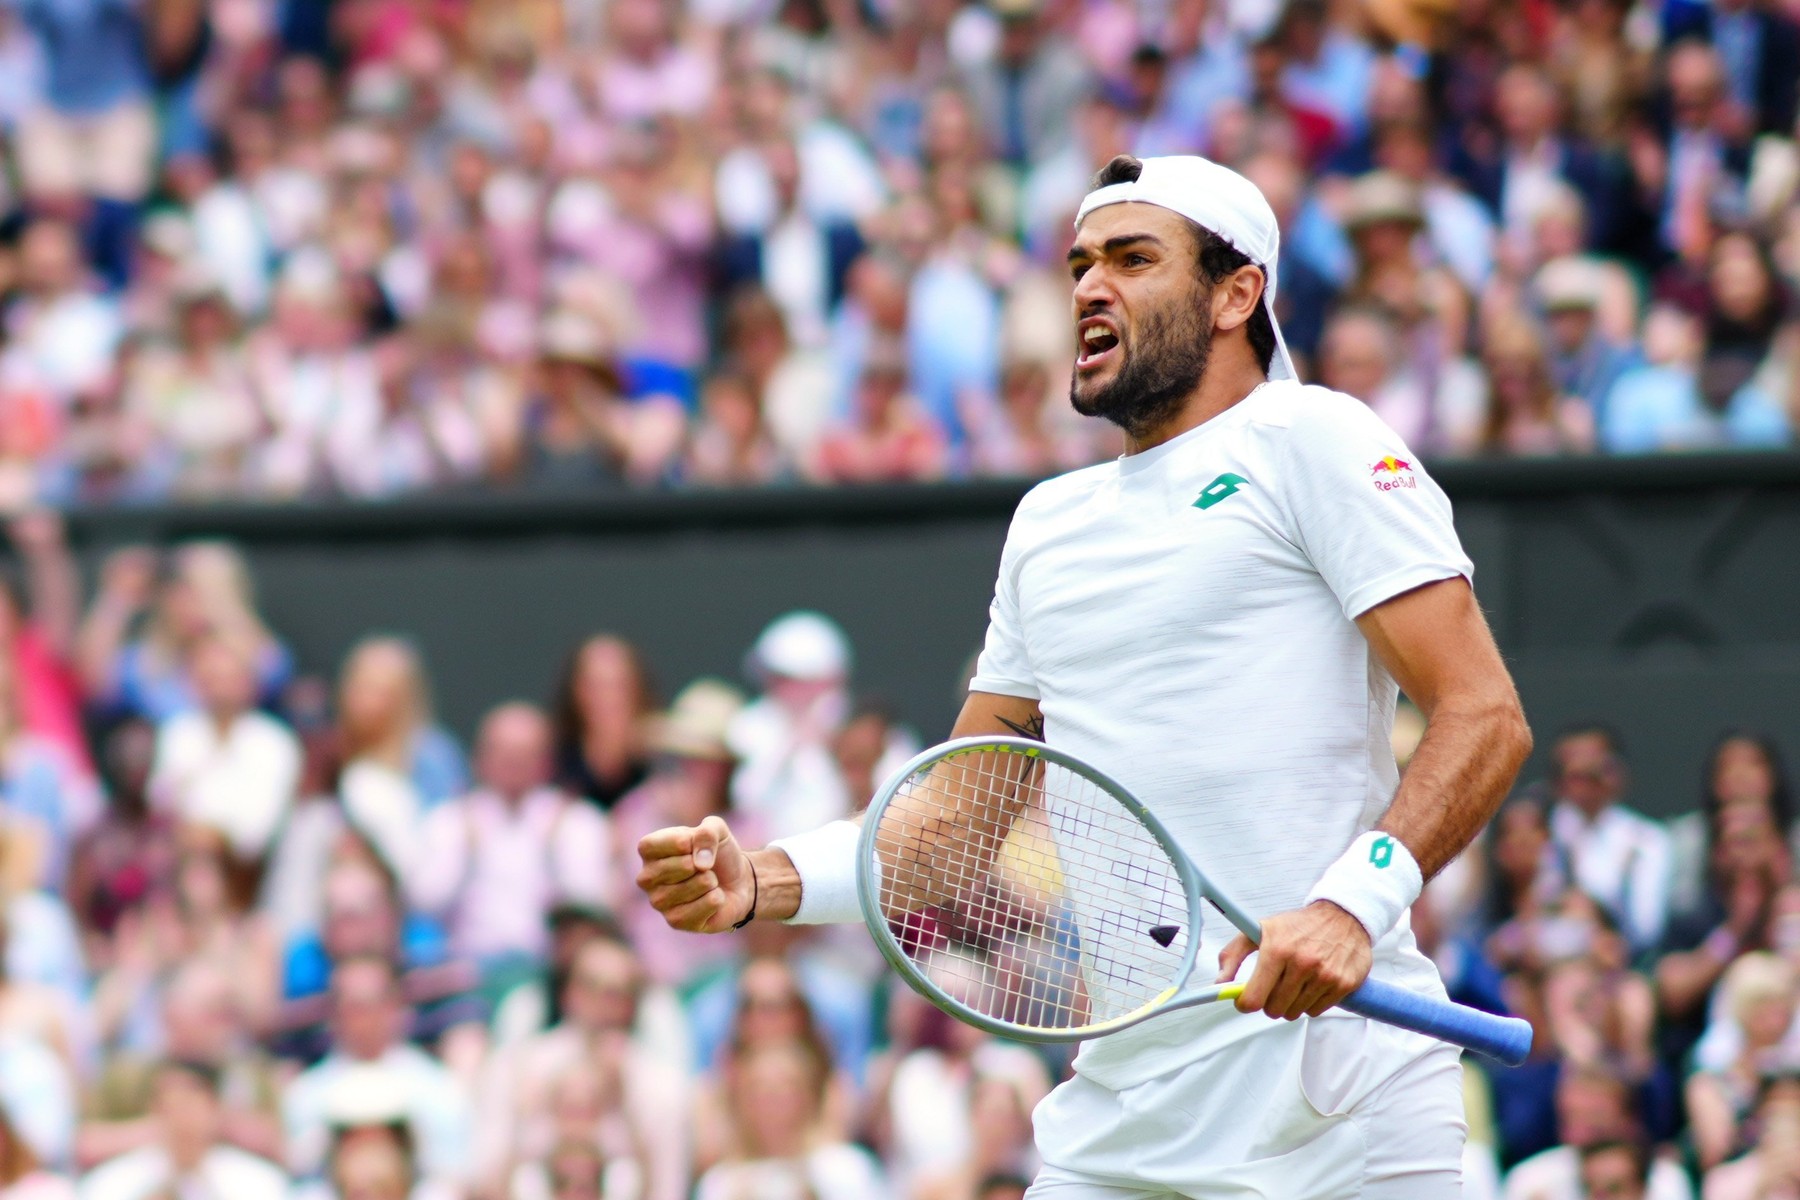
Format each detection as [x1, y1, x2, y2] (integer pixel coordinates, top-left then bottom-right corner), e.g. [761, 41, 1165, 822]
[857, 735, 1206, 1043]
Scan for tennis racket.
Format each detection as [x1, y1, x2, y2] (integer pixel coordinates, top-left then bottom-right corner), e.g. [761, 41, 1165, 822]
[857, 735, 1533, 1066]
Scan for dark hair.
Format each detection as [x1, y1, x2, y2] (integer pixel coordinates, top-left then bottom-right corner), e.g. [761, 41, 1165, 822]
[1701, 729, 1794, 840]
[1552, 721, 1626, 762]
[550, 633, 655, 760]
[976, 1173, 1033, 1200]
[157, 1058, 224, 1094]
[1088, 155, 1278, 374]
[1577, 1137, 1651, 1186]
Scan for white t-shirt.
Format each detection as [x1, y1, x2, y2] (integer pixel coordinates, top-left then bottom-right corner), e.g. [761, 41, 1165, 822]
[970, 381, 1473, 1088]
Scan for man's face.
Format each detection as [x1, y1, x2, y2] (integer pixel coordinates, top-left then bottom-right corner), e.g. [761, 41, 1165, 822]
[1556, 1075, 1630, 1146]
[331, 962, 405, 1060]
[1555, 733, 1623, 813]
[153, 1068, 222, 1161]
[1579, 1146, 1646, 1200]
[476, 705, 552, 799]
[1066, 203, 1218, 439]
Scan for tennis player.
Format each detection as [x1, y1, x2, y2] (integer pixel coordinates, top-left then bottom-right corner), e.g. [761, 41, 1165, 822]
[638, 154, 1533, 1197]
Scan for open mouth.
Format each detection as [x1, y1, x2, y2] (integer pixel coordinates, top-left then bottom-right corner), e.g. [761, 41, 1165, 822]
[1076, 320, 1121, 370]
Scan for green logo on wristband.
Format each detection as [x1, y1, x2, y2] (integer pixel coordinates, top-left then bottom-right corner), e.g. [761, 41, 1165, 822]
[1370, 836, 1395, 869]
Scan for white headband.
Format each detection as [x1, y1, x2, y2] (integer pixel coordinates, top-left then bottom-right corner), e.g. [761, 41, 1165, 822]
[1076, 156, 1297, 382]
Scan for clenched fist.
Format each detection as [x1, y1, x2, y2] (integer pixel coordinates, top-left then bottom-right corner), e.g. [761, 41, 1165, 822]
[636, 815, 758, 933]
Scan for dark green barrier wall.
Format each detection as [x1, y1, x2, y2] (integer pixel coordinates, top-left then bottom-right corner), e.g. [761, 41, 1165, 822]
[57, 453, 1800, 817]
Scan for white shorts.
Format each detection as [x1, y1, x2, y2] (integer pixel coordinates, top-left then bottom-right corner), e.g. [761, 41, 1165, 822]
[1025, 1016, 1466, 1199]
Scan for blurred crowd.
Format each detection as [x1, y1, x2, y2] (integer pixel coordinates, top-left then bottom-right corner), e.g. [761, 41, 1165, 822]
[0, 509, 1798, 1200]
[1, 0, 1800, 507]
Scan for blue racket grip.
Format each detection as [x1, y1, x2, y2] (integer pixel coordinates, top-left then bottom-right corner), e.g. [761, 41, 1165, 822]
[1338, 977, 1534, 1066]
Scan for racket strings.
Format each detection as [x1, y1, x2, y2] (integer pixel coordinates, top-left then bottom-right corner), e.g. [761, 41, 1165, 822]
[873, 748, 1190, 1033]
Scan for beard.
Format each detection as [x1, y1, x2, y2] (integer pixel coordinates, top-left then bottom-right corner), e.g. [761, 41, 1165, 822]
[1070, 283, 1215, 439]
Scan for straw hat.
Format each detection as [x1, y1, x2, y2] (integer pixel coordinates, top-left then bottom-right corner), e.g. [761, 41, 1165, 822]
[1343, 170, 1426, 232]
[651, 679, 746, 761]
[1534, 257, 1608, 313]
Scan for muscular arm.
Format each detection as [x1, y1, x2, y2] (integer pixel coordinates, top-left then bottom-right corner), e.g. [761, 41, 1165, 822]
[638, 691, 1041, 929]
[1226, 576, 1532, 1020]
[1355, 576, 1534, 878]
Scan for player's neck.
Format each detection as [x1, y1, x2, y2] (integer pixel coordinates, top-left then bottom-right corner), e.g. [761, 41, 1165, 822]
[1121, 353, 1271, 456]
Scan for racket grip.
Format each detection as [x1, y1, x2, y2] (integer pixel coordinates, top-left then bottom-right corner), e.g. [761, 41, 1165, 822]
[1339, 978, 1534, 1066]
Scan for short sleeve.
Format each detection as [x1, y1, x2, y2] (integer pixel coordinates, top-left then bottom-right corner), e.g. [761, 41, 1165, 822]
[1279, 391, 1473, 620]
[967, 519, 1040, 699]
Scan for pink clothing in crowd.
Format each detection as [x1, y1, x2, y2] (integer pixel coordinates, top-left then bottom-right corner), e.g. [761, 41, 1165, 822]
[409, 786, 613, 961]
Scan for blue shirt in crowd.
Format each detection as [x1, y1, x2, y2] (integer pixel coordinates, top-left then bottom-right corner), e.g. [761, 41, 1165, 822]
[15, 0, 151, 115]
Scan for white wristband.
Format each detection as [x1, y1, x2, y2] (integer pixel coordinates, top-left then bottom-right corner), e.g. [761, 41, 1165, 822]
[1304, 832, 1423, 946]
[767, 820, 865, 925]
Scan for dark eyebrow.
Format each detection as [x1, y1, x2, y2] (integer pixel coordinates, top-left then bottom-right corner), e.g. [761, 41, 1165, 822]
[1066, 233, 1169, 264]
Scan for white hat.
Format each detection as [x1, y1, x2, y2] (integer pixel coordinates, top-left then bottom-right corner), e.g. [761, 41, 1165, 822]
[748, 612, 851, 682]
[1075, 155, 1297, 382]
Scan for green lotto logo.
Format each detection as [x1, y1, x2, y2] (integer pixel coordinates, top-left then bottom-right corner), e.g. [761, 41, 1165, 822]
[1194, 473, 1247, 510]
[1369, 835, 1396, 869]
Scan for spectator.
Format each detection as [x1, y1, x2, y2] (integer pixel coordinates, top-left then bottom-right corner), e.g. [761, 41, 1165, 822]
[1336, 170, 1485, 449]
[1659, 801, 1794, 1074]
[1534, 258, 1639, 422]
[79, 960, 283, 1170]
[964, 358, 1097, 479]
[410, 702, 612, 970]
[92, 829, 281, 1047]
[1664, 0, 1800, 138]
[719, 138, 865, 354]
[1653, 42, 1753, 261]
[960, 0, 1091, 169]
[1601, 304, 1790, 453]
[282, 955, 472, 1187]
[865, 987, 1048, 1196]
[1575, 1140, 1652, 1200]
[335, 637, 466, 872]
[508, 309, 685, 491]
[1501, 1065, 1690, 1198]
[0, 514, 86, 781]
[1454, 62, 1629, 256]
[76, 543, 292, 725]
[3, 220, 124, 408]
[272, 854, 480, 1063]
[0, 655, 81, 892]
[147, 633, 301, 864]
[1700, 1073, 1800, 1200]
[1685, 953, 1800, 1172]
[1668, 731, 1796, 917]
[684, 369, 790, 487]
[478, 932, 687, 1200]
[551, 636, 654, 812]
[1547, 725, 1675, 954]
[67, 720, 177, 959]
[809, 341, 949, 484]
[298, 1074, 456, 1200]
[1474, 314, 1595, 457]
[78, 1060, 288, 1200]
[122, 276, 262, 499]
[694, 1038, 886, 1200]
[728, 611, 854, 839]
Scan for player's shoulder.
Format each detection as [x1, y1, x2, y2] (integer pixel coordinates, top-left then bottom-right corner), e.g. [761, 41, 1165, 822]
[1011, 458, 1117, 521]
[1242, 380, 1401, 442]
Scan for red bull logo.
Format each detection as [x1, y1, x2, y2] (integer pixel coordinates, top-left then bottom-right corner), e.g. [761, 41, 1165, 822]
[1370, 455, 1417, 492]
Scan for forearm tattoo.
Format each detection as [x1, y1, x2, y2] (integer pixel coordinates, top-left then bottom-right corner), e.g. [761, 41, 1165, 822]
[996, 713, 1046, 742]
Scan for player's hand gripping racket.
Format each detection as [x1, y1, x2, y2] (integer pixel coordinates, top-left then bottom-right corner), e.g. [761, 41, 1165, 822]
[857, 736, 1533, 1066]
